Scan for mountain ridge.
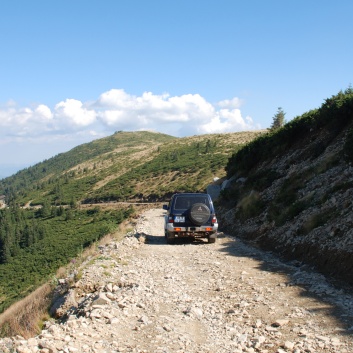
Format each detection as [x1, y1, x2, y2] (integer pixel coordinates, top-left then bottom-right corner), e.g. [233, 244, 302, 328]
[0, 130, 265, 206]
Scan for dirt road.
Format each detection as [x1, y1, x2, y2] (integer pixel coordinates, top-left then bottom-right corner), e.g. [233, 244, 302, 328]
[130, 209, 353, 352]
[2, 208, 353, 353]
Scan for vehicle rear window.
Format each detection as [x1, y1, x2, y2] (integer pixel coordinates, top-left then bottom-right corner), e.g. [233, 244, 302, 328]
[174, 196, 210, 210]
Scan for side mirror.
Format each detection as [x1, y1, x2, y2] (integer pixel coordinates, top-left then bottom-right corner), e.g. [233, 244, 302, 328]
[162, 204, 168, 210]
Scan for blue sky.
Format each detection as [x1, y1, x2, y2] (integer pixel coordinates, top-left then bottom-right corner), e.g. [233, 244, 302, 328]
[1, 0, 352, 178]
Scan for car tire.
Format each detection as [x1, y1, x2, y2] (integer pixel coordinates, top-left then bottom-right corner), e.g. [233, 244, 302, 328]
[166, 233, 175, 244]
[208, 237, 216, 244]
[189, 203, 211, 225]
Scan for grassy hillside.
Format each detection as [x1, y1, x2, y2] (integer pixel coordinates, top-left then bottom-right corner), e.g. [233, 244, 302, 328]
[0, 130, 264, 206]
[0, 131, 177, 205]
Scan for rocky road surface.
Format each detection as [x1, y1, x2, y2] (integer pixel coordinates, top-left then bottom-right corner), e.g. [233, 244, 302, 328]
[1, 208, 353, 353]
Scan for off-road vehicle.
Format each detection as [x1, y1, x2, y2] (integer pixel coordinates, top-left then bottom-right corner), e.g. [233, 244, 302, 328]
[163, 193, 218, 244]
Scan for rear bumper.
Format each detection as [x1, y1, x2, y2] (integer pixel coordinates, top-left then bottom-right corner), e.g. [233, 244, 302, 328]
[165, 223, 218, 239]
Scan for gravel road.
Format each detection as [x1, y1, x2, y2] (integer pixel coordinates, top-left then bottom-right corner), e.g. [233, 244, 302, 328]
[2, 208, 353, 353]
[130, 209, 353, 353]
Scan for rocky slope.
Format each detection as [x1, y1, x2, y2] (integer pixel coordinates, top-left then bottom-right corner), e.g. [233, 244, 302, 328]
[1, 208, 353, 353]
[218, 125, 353, 287]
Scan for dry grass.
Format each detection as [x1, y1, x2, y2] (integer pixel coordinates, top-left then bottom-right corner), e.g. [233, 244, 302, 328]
[0, 284, 52, 338]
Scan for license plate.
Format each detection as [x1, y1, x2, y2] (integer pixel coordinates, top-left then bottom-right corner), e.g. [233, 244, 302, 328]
[174, 216, 185, 223]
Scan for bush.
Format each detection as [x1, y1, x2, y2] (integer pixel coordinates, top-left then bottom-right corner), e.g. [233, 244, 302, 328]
[298, 210, 333, 235]
[246, 169, 281, 192]
[236, 191, 264, 221]
[343, 128, 353, 164]
[226, 89, 353, 177]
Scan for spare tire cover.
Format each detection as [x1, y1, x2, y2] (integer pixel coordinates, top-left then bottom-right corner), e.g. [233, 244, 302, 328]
[189, 203, 211, 225]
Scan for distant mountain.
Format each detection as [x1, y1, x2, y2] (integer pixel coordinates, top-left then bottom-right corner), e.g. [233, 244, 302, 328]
[0, 130, 265, 206]
[0, 164, 31, 180]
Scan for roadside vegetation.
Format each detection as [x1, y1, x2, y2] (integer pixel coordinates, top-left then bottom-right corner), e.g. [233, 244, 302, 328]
[223, 88, 353, 227]
[226, 88, 353, 177]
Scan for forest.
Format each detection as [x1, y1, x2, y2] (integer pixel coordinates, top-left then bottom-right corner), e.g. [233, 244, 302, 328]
[0, 203, 133, 313]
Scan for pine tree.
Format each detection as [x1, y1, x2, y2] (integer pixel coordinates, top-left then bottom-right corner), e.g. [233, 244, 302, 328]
[270, 107, 286, 130]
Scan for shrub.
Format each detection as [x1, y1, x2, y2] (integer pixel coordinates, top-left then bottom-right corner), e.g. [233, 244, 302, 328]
[269, 199, 309, 227]
[343, 128, 353, 164]
[298, 210, 332, 235]
[246, 169, 281, 192]
[236, 191, 264, 221]
[226, 89, 353, 178]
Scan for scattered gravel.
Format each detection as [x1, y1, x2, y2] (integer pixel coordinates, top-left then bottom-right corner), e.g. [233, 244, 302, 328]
[1, 208, 353, 353]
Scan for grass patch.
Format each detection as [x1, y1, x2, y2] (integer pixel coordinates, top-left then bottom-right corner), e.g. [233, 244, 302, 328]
[245, 169, 282, 192]
[0, 284, 52, 338]
[298, 210, 332, 235]
[236, 191, 264, 221]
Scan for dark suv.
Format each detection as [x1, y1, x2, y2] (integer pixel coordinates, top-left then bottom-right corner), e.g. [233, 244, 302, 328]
[162, 193, 218, 244]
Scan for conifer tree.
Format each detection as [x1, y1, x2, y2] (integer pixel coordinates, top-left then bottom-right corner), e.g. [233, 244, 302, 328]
[270, 107, 286, 130]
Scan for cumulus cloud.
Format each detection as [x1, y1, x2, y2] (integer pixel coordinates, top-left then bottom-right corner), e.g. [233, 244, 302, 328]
[55, 99, 96, 127]
[0, 104, 54, 136]
[35, 104, 53, 120]
[0, 89, 259, 142]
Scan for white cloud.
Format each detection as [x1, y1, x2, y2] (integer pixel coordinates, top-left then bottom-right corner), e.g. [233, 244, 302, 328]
[35, 104, 53, 120]
[95, 90, 215, 127]
[198, 109, 255, 134]
[0, 106, 45, 136]
[217, 97, 242, 109]
[55, 99, 96, 127]
[97, 89, 134, 108]
[0, 89, 259, 142]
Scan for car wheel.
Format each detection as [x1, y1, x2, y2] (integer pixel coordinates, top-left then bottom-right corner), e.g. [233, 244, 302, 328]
[167, 238, 175, 245]
[208, 237, 216, 244]
[189, 203, 211, 225]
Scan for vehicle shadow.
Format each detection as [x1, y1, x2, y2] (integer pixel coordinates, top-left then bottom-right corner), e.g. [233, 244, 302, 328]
[217, 233, 353, 336]
[144, 234, 209, 246]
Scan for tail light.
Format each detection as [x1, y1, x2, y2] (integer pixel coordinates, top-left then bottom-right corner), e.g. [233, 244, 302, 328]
[212, 215, 217, 224]
[168, 216, 174, 223]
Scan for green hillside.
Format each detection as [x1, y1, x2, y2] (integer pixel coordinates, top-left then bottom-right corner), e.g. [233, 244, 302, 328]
[0, 131, 177, 205]
[225, 88, 353, 178]
[0, 130, 264, 206]
[222, 88, 353, 224]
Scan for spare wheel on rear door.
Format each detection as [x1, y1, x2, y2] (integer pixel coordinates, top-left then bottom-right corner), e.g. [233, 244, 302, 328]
[189, 203, 211, 225]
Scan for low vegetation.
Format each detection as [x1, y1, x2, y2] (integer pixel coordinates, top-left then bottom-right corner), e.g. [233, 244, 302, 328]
[222, 88, 353, 227]
[226, 87, 353, 177]
[0, 204, 133, 314]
